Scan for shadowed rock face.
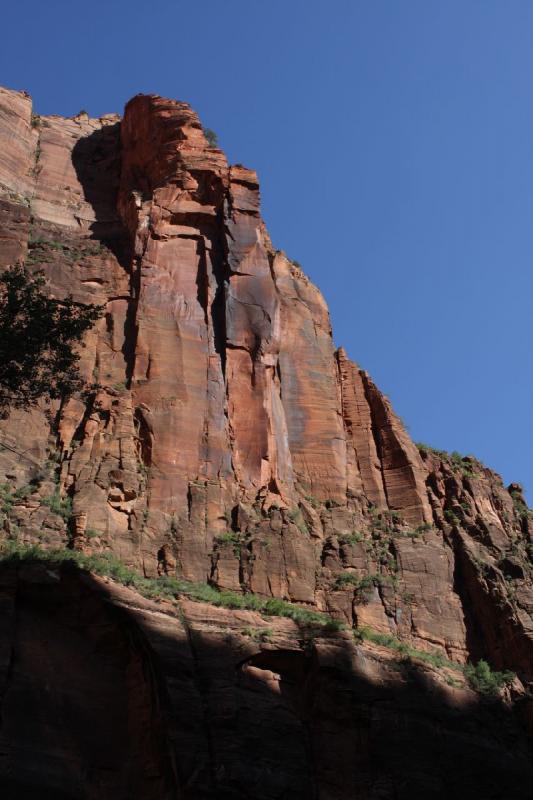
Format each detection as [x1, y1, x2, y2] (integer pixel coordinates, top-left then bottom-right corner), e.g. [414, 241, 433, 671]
[0, 85, 532, 796]
[1, 562, 532, 800]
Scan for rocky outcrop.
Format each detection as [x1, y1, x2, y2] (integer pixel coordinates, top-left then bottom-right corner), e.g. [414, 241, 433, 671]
[1, 560, 532, 800]
[0, 84, 532, 786]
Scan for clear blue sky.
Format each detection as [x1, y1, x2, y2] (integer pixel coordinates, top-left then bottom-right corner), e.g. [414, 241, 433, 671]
[2, 1, 532, 500]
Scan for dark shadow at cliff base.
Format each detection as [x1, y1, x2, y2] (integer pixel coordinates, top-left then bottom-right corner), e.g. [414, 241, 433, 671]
[0, 561, 532, 800]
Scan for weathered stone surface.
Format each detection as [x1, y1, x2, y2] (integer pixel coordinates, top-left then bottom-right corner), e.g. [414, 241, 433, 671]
[0, 564, 176, 799]
[359, 367, 432, 525]
[273, 253, 347, 501]
[336, 346, 433, 524]
[0, 87, 36, 202]
[0, 86, 531, 724]
[1, 562, 532, 799]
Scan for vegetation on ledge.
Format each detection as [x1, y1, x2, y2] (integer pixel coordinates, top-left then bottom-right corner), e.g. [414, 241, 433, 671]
[0, 540, 516, 695]
[356, 627, 515, 696]
[0, 539, 342, 631]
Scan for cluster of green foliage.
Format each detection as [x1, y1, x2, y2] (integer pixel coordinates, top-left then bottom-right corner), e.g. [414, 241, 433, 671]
[0, 540, 342, 631]
[416, 443, 480, 478]
[203, 128, 218, 147]
[214, 531, 243, 557]
[26, 237, 108, 267]
[397, 523, 434, 539]
[0, 483, 16, 515]
[0, 541, 516, 694]
[356, 626, 451, 665]
[41, 491, 73, 521]
[338, 572, 374, 598]
[241, 625, 273, 642]
[368, 506, 402, 533]
[0, 483, 34, 515]
[355, 627, 514, 695]
[444, 509, 460, 526]
[416, 442, 449, 459]
[509, 487, 531, 522]
[463, 660, 515, 695]
[358, 510, 402, 574]
[0, 266, 101, 416]
[338, 531, 364, 546]
[215, 531, 241, 545]
[334, 571, 362, 589]
[449, 450, 478, 477]
[287, 507, 308, 534]
[334, 572, 392, 601]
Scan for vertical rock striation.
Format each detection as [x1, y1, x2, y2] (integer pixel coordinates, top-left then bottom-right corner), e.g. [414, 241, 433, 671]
[0, 85, 531, 696]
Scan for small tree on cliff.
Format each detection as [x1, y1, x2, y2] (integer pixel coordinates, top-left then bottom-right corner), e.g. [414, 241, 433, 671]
[204, 128, 219, 147]
[0, 265, 101, 417]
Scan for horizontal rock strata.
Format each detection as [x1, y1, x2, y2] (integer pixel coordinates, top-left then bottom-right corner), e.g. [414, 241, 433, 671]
[1, 562, 532, 800]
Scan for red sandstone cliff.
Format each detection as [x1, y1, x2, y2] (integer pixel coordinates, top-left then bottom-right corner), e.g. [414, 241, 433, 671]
[0, 85, 532, 798]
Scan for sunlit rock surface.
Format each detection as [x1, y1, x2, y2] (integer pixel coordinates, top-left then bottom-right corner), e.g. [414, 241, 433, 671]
[0, 85, 532, 798]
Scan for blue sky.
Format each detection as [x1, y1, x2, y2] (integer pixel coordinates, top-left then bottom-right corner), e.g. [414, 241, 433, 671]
[2, 1, 532, 499]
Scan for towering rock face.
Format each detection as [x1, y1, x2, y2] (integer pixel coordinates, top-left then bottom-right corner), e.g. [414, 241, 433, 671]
[0, 85, 532, 798]
[0, 87, 435, 557]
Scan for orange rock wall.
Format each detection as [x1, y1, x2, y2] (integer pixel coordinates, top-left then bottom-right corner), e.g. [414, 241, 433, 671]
[0, 86, 532, 685]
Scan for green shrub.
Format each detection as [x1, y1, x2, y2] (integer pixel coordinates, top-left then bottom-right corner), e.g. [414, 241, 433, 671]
[334, 572, 383, 601]
[14, 484, 33, 500]
[416, 443, 448, 459]
[214, 531, 242, 557]
[0, 483, 34, 514]
[287, 507, 308, 534]
[241, 626, 273, 642]
[334, 571, 360, 588]
[41, 492, 72, 521]
[449, 451, 477, 477]
[400, 524, 433, 539]
[444, 509, 460, 526]
[214, 531, 240, 545]
[0, 484, 14, 513]
[415, 522, 432, 533]
[357, 627, 452, 669]
[338, 532, 364, 546]
[204, 128, 218, 147]
[0, 541, 346, 631]
[463, 659, 515, 695]
[356, 627, 515, 695]
[509, 487, 530, 521]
